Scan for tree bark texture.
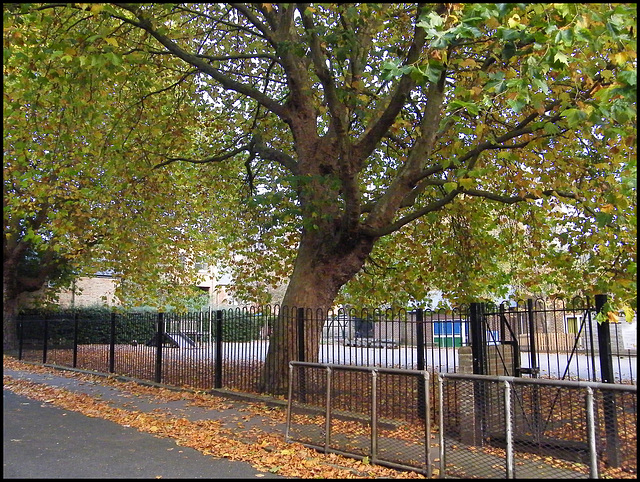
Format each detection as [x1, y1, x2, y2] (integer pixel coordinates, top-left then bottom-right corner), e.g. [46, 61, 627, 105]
[260, 229, 375, 394]
[3, 261, 22, 352]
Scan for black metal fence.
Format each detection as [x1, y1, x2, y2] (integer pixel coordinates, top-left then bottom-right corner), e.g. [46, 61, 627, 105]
[17, 307, 276, 391]
[17, 297, 636, 395]
[15, 296, 637, 477]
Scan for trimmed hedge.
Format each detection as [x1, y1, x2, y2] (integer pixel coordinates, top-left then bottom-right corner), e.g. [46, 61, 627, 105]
[18, 307, 156, 346]
[18, 307, 275, 345]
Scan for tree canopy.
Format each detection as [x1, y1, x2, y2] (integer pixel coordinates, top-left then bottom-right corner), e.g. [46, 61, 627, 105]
[3, 3, 230, 347]
[92, 2, 635, 308]
[4, 3, 636, 391]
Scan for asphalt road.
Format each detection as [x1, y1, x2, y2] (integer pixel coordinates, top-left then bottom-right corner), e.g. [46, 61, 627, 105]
[3, 388, 284, 479]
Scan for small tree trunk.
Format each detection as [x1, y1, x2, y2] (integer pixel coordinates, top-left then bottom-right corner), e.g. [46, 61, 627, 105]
[3, 270, 21, 353]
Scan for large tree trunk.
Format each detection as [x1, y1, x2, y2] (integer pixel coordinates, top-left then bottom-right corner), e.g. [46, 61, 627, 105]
[260, 230, 375, 394]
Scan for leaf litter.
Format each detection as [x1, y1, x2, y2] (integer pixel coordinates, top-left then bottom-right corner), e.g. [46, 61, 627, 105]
[3, 356, 424, 479]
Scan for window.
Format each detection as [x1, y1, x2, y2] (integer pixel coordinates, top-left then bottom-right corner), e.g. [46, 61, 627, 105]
[566, 316, 580, 334]
[195, 262, 209, 272]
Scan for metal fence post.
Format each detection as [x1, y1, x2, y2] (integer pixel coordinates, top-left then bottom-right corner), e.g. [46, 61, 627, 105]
[285, 362, 294, 443]
[504, 380, 513, 478]
[73, 312, 79, 368]
[215, 310, 223, 389]
[17, 313, 24, 360]
[526, 299, 538, 374]
[109, 311, 116, 373]
[324, 366, 332, 452]
[155, 312, 164, 384]
[586, 386, 599, 478]
[595, 294, 620, 467]
[297, 307, 305, 362]
[416, 309, 426, 419]
[469, 303, 485, 375]
[416, 309, 425, 371]
[595, 294, 615, 383]
[438, 374, 446, 478]
[42, 314, 48, 364]
[469, 303, 486, 445]
[422, 370, 432, 478]
[297, 307, 306, 403]
[371, 369, 378, 461]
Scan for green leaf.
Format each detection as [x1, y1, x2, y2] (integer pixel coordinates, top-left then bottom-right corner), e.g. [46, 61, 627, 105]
[595, 212, 613, 227]
[561, 109, 587, 127]
[443, 182, 458, 193]
[543, 122, 560, 135]
[507, 97, 527, 113]
[618, 70, 637, 87]
[553, 51, 569, 65]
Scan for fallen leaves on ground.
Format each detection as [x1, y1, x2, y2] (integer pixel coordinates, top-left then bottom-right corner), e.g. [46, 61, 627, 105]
[3, 356, 424, 479]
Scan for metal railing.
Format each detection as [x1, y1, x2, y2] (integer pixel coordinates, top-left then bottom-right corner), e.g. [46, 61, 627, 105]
[16, 302, 636, 393]
[285, 362, 637, 479]
[286, 361, 433, 477]
[437, 373, 637, 479]
[14, 301, 638, 478]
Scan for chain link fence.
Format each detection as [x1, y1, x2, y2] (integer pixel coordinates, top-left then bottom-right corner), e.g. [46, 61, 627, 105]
[438, 373, 637, 478]
[286, 362, 636, 478]
[285, 362, 433, 476]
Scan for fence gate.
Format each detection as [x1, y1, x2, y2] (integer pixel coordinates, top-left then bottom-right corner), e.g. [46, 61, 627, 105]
[470, 296, 623, 384]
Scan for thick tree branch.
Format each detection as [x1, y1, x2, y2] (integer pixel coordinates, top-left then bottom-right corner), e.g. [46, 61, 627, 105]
[154, 134, 298, 173]
[354, 4, 441, 163]
[365, 69, 448, 230]
[154, 145, 250, 168]
[251, 135, 299, 174]
[362, 189, 461, 238]
[111, 3, 290, 121]
[462, 187, 591, 208]
[298, 6, 349, 137]
[229, 3, 277, 45]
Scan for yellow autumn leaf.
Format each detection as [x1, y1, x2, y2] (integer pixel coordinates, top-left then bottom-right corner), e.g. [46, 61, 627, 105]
[458, 178, 474, 190]
[104, 37, 118, 47]
[612, 51, 628, 65]
[600, 204, 615, 213]
[443, 181, 457, 193]
[622, 306, 635, 323]
[607, 311, 619, 323]
[459, 58, 477, 69]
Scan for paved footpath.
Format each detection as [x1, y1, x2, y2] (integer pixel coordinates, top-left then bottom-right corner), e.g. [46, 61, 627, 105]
[3, 366, 288, 479]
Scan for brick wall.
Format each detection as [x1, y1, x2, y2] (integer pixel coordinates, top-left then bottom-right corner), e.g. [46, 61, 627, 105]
[458, 345, 514, 376]
[57, 276, 118, 308]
